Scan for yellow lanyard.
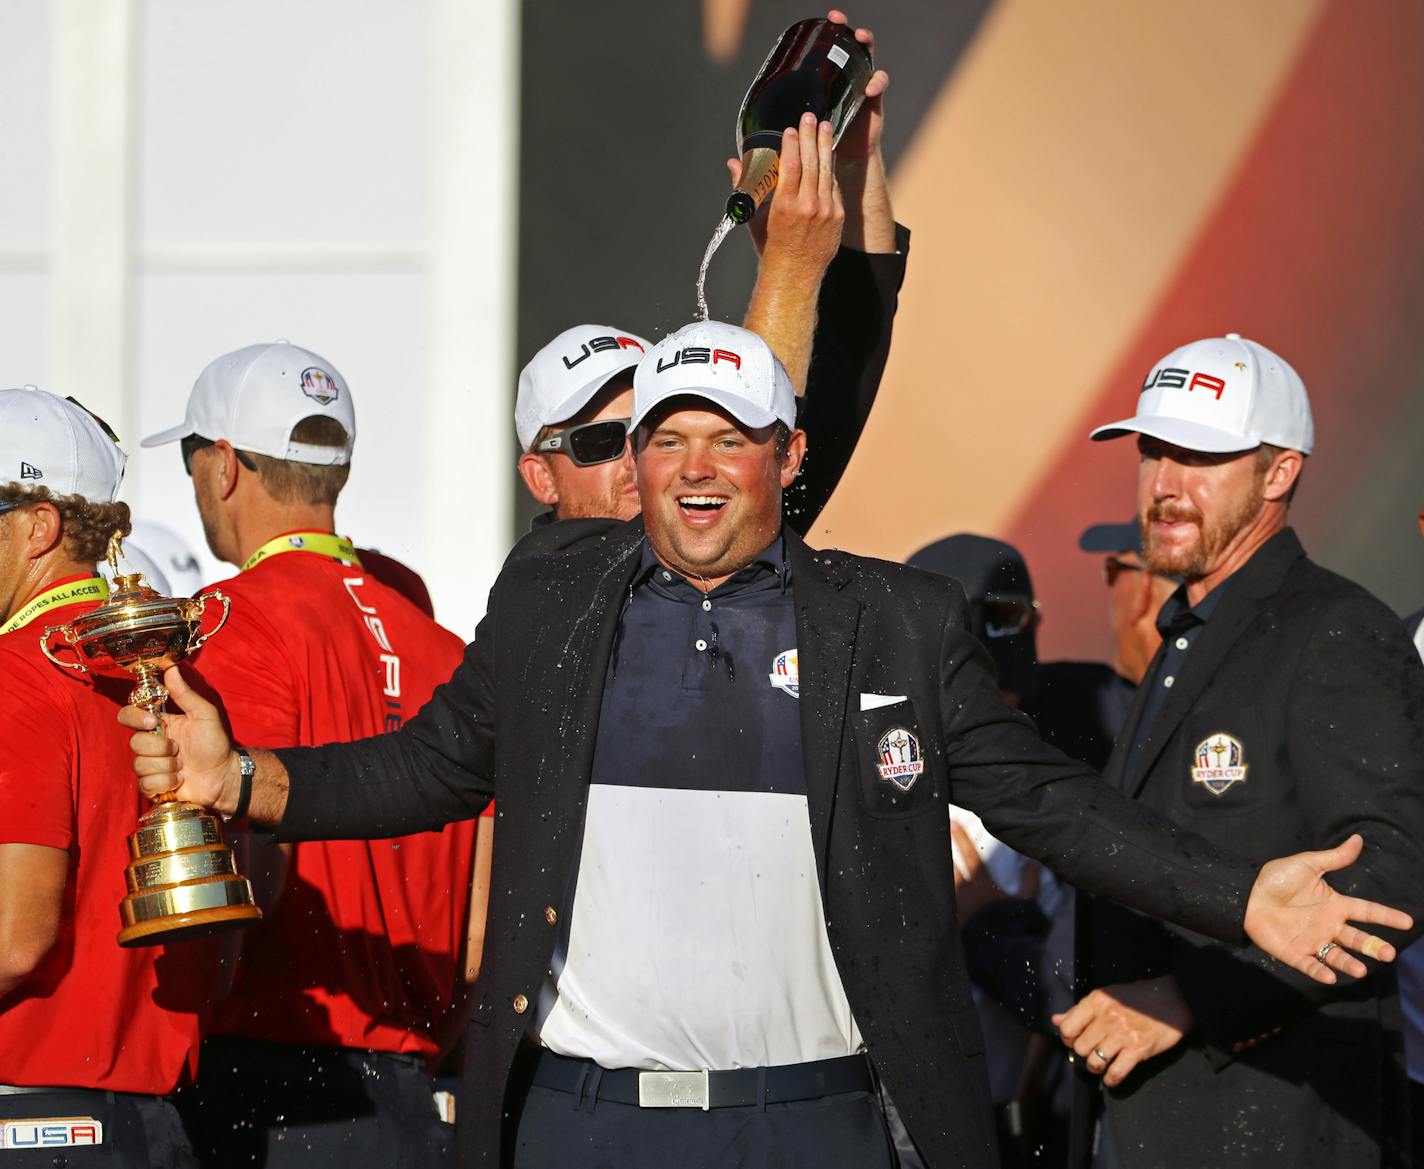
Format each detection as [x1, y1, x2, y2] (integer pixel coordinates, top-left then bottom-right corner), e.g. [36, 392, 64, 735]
[1, 576, 109, 635]
[242, 531, 363, 573]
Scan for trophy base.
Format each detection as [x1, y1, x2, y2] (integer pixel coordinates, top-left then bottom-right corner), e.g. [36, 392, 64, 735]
[118, 801, 262, 948]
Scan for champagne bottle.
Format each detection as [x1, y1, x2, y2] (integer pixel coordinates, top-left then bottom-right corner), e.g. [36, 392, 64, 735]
[725, 18, 874, 225]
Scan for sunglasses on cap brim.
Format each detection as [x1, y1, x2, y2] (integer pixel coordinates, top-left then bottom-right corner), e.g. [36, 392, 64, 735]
[533, 418, 630, 467]
[968, 594, 1040, 638]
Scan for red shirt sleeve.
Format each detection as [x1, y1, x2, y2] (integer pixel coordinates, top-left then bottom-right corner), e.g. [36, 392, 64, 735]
[0, 655, 77, 849]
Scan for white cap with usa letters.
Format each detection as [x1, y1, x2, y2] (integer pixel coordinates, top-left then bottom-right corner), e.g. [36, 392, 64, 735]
[1090, 333, 1314, 455]
[0, 385, 127, 503]
[516, 325, 652, 451]
[631, 320, 796, 435]
[142, 340, 355, 466]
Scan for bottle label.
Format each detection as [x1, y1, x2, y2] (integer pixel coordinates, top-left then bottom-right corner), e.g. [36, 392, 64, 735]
[827, 44, 849, 69]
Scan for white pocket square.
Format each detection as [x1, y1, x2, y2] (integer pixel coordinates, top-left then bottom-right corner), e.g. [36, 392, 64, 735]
[859, 692, 907, 711]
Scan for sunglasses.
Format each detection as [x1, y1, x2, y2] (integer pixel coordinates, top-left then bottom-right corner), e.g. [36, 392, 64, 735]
[0, 501, 22, 518]
[1103, 555, 1145, 587]
[533, 418, 630, 467]
[969, 593, 1040, 638]
[181, 435, 257, 477]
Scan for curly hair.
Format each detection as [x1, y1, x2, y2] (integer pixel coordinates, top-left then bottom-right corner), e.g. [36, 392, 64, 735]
[0, 483, 132, 565]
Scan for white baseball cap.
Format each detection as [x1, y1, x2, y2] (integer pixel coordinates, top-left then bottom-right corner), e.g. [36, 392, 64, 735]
[0, 385, 127, 503]
[1091, 333, 1314, 455]
[142, 340, 355, 465]
[516, 324, 651, 451]
[630, 321, 796, 435]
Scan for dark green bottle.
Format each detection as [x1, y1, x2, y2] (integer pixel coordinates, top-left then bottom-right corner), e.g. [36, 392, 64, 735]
[725, 18, 874, 225]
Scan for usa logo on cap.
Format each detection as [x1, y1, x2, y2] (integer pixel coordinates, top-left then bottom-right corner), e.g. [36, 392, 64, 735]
[300, 367, 339, 405]
[876, 727, 924, 792]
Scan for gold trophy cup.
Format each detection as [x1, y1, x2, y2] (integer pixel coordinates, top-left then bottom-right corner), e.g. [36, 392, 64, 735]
[40, 536, 262, 947]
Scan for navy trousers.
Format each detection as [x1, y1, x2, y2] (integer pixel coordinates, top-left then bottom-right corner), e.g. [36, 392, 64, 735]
[512, 1080, 897, 1169]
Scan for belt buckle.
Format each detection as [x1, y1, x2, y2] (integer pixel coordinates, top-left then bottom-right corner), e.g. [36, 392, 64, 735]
[637, 1069, 710, 1110]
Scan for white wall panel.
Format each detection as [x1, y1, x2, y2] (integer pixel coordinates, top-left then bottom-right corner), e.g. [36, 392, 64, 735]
[139, 0, 429, 247]
[0, 0, 51, 248]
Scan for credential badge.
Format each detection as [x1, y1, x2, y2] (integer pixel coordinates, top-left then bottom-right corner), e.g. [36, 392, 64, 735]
[768, 648, 799, 698]
[300, 367, 339, 405]
[876, 726, 924, 792]
[1190, 733, 1248, 796]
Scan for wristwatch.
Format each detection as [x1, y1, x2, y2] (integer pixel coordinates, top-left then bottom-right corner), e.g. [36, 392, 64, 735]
[223, 748, 255, 823]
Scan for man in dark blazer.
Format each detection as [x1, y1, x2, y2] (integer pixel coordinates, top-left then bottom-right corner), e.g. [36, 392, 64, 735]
[1055, 333, 1424, 1168]
[121, 325, 1411, 1169]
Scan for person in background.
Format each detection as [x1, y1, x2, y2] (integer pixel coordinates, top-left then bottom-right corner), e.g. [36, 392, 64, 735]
[0, 387, 211, 1166]
[140, 341, 481, 1167]
[909, 532, 1119, 1167]
[1059, 333, 1424, 1168]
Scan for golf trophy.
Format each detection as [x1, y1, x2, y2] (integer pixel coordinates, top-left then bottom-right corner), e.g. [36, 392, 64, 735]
[40, 534, 262, 947]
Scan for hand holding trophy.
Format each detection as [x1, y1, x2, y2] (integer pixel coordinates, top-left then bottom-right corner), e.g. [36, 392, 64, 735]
[40, 532, 261, 946]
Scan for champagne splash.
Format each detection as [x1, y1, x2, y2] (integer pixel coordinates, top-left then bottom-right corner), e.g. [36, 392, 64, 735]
[695, 214, 735, 322]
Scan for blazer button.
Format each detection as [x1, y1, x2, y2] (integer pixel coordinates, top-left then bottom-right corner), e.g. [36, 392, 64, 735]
[544, 906, 558, 926]
[513, 994, 529, 1014]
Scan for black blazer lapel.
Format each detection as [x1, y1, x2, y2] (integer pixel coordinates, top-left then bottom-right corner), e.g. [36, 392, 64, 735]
[787, 532, 862, 881]
[1125, 529, 1306, 796]
[545, 520, 647, 806]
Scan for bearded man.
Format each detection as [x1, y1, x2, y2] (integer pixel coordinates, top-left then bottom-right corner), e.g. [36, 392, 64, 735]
[1054, 334, 1424, 1169]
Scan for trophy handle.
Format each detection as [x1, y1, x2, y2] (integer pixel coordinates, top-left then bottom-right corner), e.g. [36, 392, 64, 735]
[186, 589, 231, 652]
[39, 625, 89, 673]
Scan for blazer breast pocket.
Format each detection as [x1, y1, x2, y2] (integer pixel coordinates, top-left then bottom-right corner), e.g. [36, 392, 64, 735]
[1176, 708, 1272, 819]
[851, 699, 942, 819]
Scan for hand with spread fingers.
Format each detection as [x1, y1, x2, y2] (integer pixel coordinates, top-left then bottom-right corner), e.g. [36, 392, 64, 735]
[1243, 833, 1409, 983]
[1052, 977, 1193, 1088]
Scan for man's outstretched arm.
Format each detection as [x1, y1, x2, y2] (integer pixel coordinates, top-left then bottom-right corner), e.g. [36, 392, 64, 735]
[122, 606, 499, 840]
[933, 592, 1412, 987]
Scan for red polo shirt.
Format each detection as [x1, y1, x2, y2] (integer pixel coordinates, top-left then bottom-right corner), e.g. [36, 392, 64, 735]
[0, 584, 211, 1093]
[186, 546, 474, 1060]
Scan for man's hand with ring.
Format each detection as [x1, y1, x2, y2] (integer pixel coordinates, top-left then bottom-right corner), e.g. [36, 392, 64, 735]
[1244, 834, 1411, 983]
[1052, 976, 1194, 1089]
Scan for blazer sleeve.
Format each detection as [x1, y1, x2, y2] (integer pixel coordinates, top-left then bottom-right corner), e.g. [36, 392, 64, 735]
[785, 224, 909, 535]
[1166, 595, 1424, 1060]
[933, 589, 1259, 946]
[274, 589, 500, 842]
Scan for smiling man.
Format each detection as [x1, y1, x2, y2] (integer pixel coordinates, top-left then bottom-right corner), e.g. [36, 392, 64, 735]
[1057, 334, 1424, 1169]
[118, 323, 1415, 1169]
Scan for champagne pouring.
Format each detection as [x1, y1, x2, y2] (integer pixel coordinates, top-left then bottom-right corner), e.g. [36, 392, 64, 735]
[697, 16, 874, 320]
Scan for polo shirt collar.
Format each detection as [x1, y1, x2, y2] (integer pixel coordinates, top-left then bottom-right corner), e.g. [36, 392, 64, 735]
[635, 532, 791, 598]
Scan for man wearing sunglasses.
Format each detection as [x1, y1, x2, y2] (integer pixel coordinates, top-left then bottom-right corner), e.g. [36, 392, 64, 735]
[515, 14, 902, 537]
[140, 342, 482, 1168]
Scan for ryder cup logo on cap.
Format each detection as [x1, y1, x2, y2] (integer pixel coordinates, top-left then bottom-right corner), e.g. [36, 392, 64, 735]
[516, 325, 651, 451]
[630, 320, 796, 435]
[0, 385, 127, 503]
[141, 340, 356, 466]
[1090, 333, 1314, 455]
